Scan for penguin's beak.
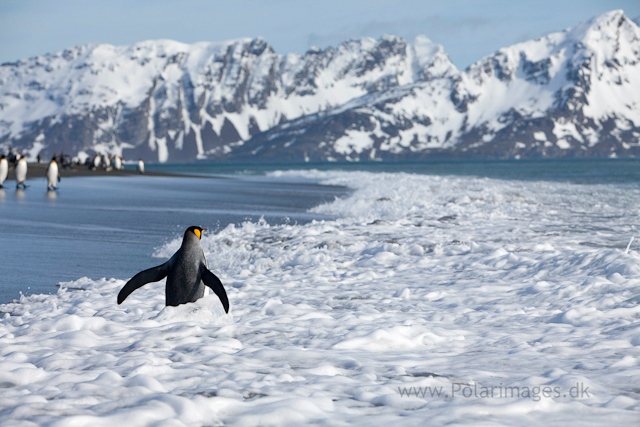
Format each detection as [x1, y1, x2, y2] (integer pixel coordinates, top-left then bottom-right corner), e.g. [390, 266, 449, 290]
[194, 228, 207, 239]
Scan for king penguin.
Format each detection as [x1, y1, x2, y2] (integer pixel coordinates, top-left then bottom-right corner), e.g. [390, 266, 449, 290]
[46, 155, 60, 190]
[0, 155, 8, 188]
[137, 159, 145, 174]
[113, 155, 123, 171]
[103, 154, 112, 171]
[117, 226, 229, 312]
[15, 157, 27, 189]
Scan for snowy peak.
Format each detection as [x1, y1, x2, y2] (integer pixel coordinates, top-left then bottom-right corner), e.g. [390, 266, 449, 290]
[570, 9, 639, 55]
[464, 9, 640, 92]
[281, 34, 454, 97]
[431, 9, 640, 143]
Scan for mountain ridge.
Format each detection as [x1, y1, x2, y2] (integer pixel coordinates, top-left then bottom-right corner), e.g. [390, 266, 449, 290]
[1, 9, 638, 162]
[231, 9, 640, 162]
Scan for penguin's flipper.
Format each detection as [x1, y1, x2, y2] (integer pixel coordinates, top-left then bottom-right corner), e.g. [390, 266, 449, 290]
[118, 262, 170, 304]
[201, 266, 229, 313]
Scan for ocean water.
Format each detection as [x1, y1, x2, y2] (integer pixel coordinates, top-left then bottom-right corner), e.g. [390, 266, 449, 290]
[1, 159, 640, 426]
[147, 158, 640, 184]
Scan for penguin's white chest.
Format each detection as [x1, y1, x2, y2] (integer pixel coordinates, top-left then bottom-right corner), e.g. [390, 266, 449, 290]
[16, 161, 27, 183]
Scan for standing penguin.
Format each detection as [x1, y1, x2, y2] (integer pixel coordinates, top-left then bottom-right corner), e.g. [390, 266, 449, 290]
[103, 154, 112, 171]
[113, 155, 123, 171]
[46, 155, 60, 190]
[92, 154, 101, 170]
[0, 155, 8, 188]
[137, 159, 145, 174]
[117, 226, 229, 312]
[15, 157, 28, 189]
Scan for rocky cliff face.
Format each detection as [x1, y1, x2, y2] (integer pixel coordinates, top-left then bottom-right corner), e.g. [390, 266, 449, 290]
[1, 10, 638, 162]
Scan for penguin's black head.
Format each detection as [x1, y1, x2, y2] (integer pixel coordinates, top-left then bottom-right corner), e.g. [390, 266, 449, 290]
[185, 226, 207, 240]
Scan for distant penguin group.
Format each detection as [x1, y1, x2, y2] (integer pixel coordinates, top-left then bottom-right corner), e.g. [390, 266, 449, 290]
[0, 148, 140, 190]
[0, 149, 63, 190]
[118, 226, 229, 312]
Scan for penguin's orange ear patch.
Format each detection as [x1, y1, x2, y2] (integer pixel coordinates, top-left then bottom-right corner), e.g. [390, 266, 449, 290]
[194, 229, 201, 239]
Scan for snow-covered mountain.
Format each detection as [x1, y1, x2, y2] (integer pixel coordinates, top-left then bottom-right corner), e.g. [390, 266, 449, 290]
[0, 34, 454, 162]
[1, 10, 639, 162]
[232, 9, 640, 161]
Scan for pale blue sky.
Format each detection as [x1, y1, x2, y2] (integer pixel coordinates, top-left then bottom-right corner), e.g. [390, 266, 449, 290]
[1, 0, 639, 69]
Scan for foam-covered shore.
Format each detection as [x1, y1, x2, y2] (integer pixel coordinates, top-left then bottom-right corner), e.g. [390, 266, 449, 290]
[1, 171, 640, 426]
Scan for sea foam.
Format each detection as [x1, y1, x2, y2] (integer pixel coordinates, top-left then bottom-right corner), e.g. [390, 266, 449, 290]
[2, 171, 640, 425]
